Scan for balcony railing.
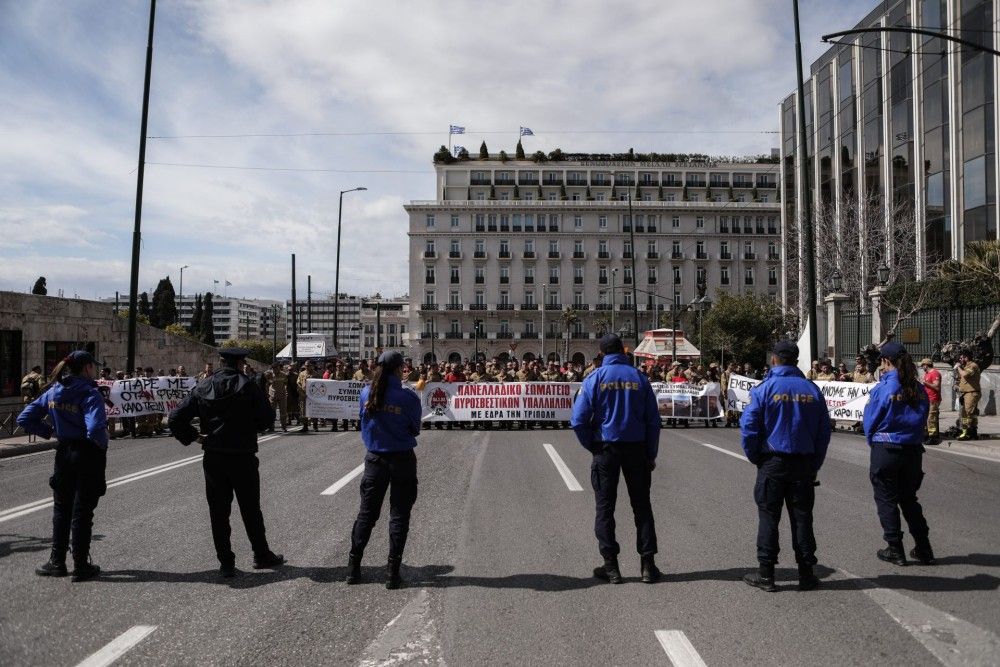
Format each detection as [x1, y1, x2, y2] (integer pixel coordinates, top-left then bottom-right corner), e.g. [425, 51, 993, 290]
[574, 277, 584, 284]
[623, 251, 634, 259]
[597, 251, 610, 259]
[423, 250, 437, 259]
[450, 277, 460, 284]
[520, 303, 539, 310]
[445, 332, 464, 339]
[618, 304, 632, 311]
[470, 177, 491, 186]
[767, 227, 778, 235]
[448, 251, 462, 259]
[744, 253, 757, 260]
[671, 252, 685, 260]
[420, 303, 438, 310]
[547, 251, 561, 259]
[768, 253, 780, 261]
[469, 303, 487, 311]
[543, 178, 563, 186]
[518, 176, 539, 185]
[646, 251, 659, 259]
[571, 332, 591, 339]
[523, 251, 536, 259]
[686, 180, 706, 187]
[720, 252, 733, 260]
[495, 331, 514, 339]
[474, 277, 485, 284]
[496, 303, 515, 310]
[524, 276, 534, 284]
[598, 278, 608, 285]
[647, 277, 657, 285]
[419, 332, 438, 339]
[710, 180, 730, 188]
[695, 252, 711, 260]
[500, 276, 510, 284]
[572, 251, 586, 259]
[595, 303, 612, 311]
[498, 251, 511, 259]
[733, 181, 753, 189]
[495, 177, 514, 185]
[446, 304, 464, 311]
[544, 303, 562, 311]
[425, 277, 436, 284]
[639, 179, 659, 186]
[574, 304, 590, 311]
[519, 332, 539, 339]
[473, 251, 487, 259]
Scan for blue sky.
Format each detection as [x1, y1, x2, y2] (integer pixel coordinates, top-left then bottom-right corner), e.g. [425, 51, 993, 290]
[0, 0, 873, 302]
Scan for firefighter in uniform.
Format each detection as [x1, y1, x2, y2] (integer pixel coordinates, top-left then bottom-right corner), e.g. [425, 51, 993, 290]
[955, 351, 981, 441]
[168, 349, 285, 578]
[739, 341, 831, 592]
[571, 334, 662, 584]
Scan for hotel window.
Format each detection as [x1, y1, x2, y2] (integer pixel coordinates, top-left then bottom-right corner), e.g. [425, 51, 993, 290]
[666, 193, 676, 201]
[696, 216, 704, 229]
[500, 266, 510, 282]
[475, 291, 485, 305]
[574, 239, 583, 254]
[425, 267, 435, 283]
[599, 215, 608, 229]
[574, 291, 584, 307]
[449, 290, 460, 306]
[596, 193, 606, 201]
[426, 214, 435, 228]
[673, 266, 682, 285]
[525, 290, 535, 305]
[424, 291, 435, 305]
[475, 239, 485, 253]
[574, 214, 583, 229]
[768, 267, 777, 286]
[450, 215, 459, 228]
[425, 239, 435, 254]
[696, 267, 706, 285]
[672, 216, 680, 228]
[549, 266, 560, 283]
[450, 266, 460, 283]
[647, 216, 657, 233]
[745, 267, 755, 285]
[500, 291, 510, 305]
[721, 266, 730, 285]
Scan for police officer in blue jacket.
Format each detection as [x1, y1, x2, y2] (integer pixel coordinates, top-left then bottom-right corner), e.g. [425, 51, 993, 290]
[863, 341, 935, 566]
[18, 351, 108, 581]
[347, 351, 422, 589]
[571, 334, 662, 584]
[740, 341, 831, 592]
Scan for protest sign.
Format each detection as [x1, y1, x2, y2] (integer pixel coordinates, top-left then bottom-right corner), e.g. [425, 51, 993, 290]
[726, 374, 876, 422]
[652, 382, 724, 420]
[96, 376, 198, 417]
[304, 379, 368, 420]
[421, 382, 581, 422]
[726, 374, 760, 412]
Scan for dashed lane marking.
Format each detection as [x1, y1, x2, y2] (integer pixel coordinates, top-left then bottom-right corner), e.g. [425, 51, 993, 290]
[697, 441, 748, 462]
[0, 433, 284, 524]
[321, 463, 365, 496]
[655, 630, 708, 667]
[75, 625, 157, 667]
[542, 442, 583, 491]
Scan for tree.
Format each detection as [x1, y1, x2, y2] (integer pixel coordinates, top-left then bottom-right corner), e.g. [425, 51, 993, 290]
[31, 277, 47, 295]
[489, 184, 496, 200]
[201, 292, 216, 346]
[701, 291, 791, 366]
[515, 140, 525, 160]
[164, 323, 196, 340]
[548, 148, 565, 161]
[751, 186, 760, 202]
[116, 308, 149, 325]
[222, 338, 278, 364]
[499, 150, 508, 162]
[456, 147, 470, 160]
[433, 145, 456, 164]
[560, 307, 580, 360]
[634, 184, 641, 201]
[938, 239, 1000, 368]
[727, 186, 735, 202]
[138, 292, 151, 320]
[150, 277, 177, 328]
[189, 293, 203, 338]
[705, 186, 714, 201]
[531, 150, 547, 163]
[585, 186, 593, 201]
[479, 141, 489, 159]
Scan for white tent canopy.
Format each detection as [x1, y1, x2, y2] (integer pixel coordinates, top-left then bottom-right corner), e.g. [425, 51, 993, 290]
[275, 333, 339, 360]
[633, 328, 700, 362]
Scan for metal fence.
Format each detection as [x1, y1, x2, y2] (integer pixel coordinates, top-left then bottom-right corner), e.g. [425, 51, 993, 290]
[836, 305, 998, 364]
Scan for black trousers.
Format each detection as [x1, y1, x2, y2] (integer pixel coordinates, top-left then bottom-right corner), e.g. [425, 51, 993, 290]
[50, 440, 107, 563]
[754, 454, 817, 566]
[202, 452, 271, 566]
[591, 442, 657, 558]
[870, 445, 929, 543]
[350, 450, 418, 558]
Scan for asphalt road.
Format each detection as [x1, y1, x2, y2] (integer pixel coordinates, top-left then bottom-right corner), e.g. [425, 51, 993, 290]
[1, 422, 998, 666]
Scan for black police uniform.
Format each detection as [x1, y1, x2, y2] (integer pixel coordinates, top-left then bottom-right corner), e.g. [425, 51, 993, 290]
[168, 351, 284, 575]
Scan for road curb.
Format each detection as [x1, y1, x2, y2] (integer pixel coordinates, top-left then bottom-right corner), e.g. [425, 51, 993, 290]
[932, 440, 1000, 460]
[0, 441, 54, 459]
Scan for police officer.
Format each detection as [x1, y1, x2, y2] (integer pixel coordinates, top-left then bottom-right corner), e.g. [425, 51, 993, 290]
[863, 341, 935, 566]
[570, 334, 662, 584]
[739, 341, 831, 592]
[346, 351, 422, 590]
[18, 351, 108, 581]
[168, 349, 285, 578]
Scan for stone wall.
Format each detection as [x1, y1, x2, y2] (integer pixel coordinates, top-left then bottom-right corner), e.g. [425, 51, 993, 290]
[1, 291, 221, 415]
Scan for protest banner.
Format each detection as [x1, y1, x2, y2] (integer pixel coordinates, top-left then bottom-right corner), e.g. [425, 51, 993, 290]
[304, 379, 368, 420]
[726, 374, 876, 422]
[96, 376, 198, 417]
[420, 382, 581, 422]
[652, 382, 724, 420]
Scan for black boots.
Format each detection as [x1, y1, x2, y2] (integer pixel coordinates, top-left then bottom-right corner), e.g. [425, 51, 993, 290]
[253, 551, 286, 569]
[910, 537, 936, 565]
[220, 562, 237, 578]
[797, 564, 820, 591]
[640, 554, 662, 584]
[35, 552, 68, 577]
[877, 541, 908, 566]
[72, 559, 101, 582]
[386, 556, 402, 590]
[346, 552, 362, 584]
[743, 564, 777, 592]
[593, 557, 623, 584]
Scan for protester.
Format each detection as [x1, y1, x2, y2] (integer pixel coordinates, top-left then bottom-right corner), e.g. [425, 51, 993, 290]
[919, 359, 941, 446]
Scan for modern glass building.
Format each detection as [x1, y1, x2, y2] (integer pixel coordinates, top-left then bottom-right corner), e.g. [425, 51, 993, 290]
[779, 0, 997, 317]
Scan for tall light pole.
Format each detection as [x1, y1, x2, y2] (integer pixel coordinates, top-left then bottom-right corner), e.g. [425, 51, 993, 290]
[627, 191, 639, 350]
[177, 264, 188, 324]
[540, 283, 548, 362]
[430, 317, 436, 363]
[611, 268, 618, 331]
[793, 0, 818, 361]
[333, 186, 368, 351]
[474, 318, 483, 361]
[271, 304, 278, 362]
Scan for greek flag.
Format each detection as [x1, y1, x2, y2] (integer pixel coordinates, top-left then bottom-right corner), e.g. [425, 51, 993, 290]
[449, 125, 465, 135]
[225, 281, 232, 287]
[452, 145, 466, 156]
[520, 126, 534, 136]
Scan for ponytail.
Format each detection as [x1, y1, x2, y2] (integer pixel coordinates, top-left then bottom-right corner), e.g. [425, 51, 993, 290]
[364, 365, 391, 414]
[893, 352, 923, 406]
[41, 355, 90, 393]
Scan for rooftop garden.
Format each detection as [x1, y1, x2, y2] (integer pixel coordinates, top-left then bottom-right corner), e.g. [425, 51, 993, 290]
[433, 142, 780, 166]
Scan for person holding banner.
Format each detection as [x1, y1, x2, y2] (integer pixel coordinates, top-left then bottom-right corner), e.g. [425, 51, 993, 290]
[863, 342, 934, 566]
[740, 341, 830, 593]
[347, 351, 422, 590]
[571, 334, 662, 585]
[168, 349, 285, 578]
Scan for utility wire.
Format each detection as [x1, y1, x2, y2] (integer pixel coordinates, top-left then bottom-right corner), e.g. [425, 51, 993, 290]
[148, 129, 779, 140]
[145, 161, 430, 174]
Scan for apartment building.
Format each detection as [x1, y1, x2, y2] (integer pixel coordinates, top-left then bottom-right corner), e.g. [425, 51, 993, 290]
[406, 152, 782, 365]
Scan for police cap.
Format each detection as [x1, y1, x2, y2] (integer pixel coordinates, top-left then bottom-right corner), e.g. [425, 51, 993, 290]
[879, 341, 906, 361]
[598, 333, 625, 354]
[66, 350, 103, 366]
[772, 340, 799, 362]
[378, 350, 404, 372]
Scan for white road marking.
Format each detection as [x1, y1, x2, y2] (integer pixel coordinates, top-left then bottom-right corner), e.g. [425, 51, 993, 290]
[358, 589, 444, 667]
[542, 443, 583, 491]
[75, 625, 157, 667]
[698, 442, 748, 462]
[321, 463, 365, 496]
[836, 568, 1000, 666]
[0, 433, 284, 524]
[655, 630, 708, 667]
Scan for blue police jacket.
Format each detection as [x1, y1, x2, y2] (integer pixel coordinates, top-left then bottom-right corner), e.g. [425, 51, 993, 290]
[17, 376, 109, 450]
[570, 353, 661, 459]
[740, 364, 831, 471]
[862, 369, 928, 447]
[359, 375, 422, 453]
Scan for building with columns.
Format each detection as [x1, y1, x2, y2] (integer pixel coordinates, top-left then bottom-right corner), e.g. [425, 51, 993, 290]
[779, 0, 998, 320]
[406, 151, 783, 366]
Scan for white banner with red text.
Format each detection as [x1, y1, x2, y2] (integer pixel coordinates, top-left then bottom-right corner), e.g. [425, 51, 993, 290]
[726, 374, 877, 422]
[421, 382, 581, 422]
[650, 382, 725, 420]
[96, 376, 198, 417]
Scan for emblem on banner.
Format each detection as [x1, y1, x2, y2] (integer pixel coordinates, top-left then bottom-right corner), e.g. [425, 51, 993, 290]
[427, 387, 449, 416]
[307, 382, 327, 397]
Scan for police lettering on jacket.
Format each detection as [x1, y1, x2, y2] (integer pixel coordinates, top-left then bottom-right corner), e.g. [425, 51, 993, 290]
[359, 376, 422, 453]
[740, 365, 831, 471]
[862, 369, 928, 447]
[570, 353, 661, 459]
[17, 376, 109, 449]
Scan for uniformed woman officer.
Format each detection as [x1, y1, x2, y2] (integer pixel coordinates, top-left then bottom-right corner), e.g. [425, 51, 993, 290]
[862, 341, 935, 566]
[17, 351, 108, 581]
[346, 351, 422, 589]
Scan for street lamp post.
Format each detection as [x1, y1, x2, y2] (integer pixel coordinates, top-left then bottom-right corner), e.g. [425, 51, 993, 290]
[611, 269, 618, 332]
[271, 304, 278, 362]
[627, 192, 639, 350]
[690, 294, 713, 364]
[474, 319, 483, 361]
[430, 318, 437, 363]
[540, 283, 548, 362]
[333, 186, 368, 351]
[178, 264, 188, 324]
